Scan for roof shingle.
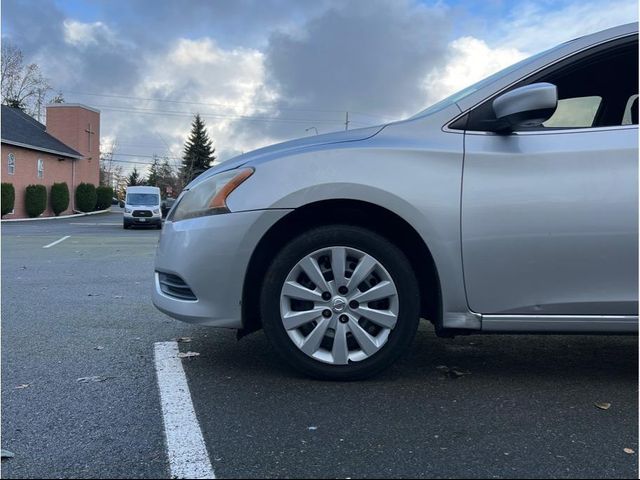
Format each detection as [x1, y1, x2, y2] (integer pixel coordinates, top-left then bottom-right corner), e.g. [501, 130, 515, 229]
[1, 105, 82, 159]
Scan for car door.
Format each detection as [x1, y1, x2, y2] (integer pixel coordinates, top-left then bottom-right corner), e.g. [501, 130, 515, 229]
[460, 36, 638, 316]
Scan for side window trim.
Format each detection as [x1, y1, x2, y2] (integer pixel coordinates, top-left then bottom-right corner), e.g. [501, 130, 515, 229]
[461, 124, 637, 137]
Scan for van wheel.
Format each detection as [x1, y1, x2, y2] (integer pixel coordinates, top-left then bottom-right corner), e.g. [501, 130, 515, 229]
[260, 225, 420, 380]
[123, 223, 130, 229]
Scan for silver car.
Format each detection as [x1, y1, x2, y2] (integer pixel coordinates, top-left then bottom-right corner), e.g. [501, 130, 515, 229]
[153, 23, 638, 379]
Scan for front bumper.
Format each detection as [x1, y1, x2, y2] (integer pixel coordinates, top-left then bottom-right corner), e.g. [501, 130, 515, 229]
[152, 209, 291, 328]
[125, 216, 162, 226]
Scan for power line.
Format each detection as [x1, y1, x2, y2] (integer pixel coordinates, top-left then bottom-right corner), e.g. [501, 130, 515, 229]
[109, 152, 181, 159]
[65, 90, 390, 121]
[106, 141, 172, 147]
[92, 104, 370, 126]
[106, 158, 169, 166]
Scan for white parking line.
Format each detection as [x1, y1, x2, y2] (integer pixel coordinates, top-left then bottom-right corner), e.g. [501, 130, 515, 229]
[42, 235, 71, 249]
[154, 341, 215, 479]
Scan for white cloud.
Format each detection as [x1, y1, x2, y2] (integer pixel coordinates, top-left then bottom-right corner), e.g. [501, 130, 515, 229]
[421, 0, 637, 108]
[102, 37, 278, 174]
[422, 36, 526, 105]
[497, 0, 638, 52]
[63, 20, 115, 47]
[32, 0, 637, 176]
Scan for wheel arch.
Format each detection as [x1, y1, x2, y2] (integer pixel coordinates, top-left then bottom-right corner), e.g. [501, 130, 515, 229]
[240, 199, 442, 337]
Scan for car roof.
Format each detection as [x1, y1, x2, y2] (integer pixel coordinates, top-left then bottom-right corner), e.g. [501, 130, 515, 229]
[126, 186, 160, 193]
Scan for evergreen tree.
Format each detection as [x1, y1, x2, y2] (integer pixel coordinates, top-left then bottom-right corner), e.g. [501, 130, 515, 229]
[50, 92, 65, 104]
[181, 114, 215, 185]
[127, 167, 141, 186]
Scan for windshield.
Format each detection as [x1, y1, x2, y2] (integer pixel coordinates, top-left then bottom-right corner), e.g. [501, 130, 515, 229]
[410, 43, 568, 119]
[127, 193, 160, 206]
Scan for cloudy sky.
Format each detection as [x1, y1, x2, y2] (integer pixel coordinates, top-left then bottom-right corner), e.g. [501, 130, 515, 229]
[2, 0, 637, 174]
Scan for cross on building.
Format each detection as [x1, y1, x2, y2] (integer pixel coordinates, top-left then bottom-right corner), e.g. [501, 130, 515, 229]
[85, 123, 95, 153]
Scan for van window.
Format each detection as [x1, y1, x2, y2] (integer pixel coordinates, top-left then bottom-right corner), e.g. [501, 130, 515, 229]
[127, 193, 160, 205]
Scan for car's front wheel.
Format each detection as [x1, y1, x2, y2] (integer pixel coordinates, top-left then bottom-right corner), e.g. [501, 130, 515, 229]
[260, 225, 420, 380]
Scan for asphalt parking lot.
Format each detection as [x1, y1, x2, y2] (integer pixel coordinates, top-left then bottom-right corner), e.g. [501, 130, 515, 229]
[1, 211, 638, 479]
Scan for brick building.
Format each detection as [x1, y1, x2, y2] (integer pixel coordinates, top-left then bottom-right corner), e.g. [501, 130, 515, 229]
[1, 103, 100, 218]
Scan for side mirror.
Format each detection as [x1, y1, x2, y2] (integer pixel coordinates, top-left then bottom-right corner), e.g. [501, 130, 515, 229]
[492, 82, 557, 131]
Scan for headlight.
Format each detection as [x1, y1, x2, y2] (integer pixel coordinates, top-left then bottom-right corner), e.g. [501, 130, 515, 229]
[171, 167, 254, 222]
[153, 208, 160, 214]
[125, 208, 132, 214]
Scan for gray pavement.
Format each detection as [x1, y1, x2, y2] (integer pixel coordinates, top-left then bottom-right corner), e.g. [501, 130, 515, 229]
[1, 212, 638, 478]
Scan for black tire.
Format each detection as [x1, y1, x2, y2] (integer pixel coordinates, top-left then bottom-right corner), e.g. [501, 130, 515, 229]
[260, 224, 420, 380]
[123, 223, 130, 229]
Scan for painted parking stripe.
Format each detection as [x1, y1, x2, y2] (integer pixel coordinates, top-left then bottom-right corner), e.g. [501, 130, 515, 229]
[42, 235, 71, 249]
[154, 341, 215, 479]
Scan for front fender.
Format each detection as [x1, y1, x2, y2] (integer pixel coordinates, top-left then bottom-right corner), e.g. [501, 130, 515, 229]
[225, 121, 476, 329]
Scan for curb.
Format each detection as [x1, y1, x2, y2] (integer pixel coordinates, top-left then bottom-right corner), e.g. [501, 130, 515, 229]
[1, 208, 113, 223]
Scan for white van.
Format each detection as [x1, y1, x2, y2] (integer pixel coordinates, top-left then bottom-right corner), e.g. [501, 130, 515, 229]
[123, 186, 162, 229]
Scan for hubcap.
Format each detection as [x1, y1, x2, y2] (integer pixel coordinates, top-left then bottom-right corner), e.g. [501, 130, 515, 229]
[280, 246, 399, 365]
[332, 297, 347, 313]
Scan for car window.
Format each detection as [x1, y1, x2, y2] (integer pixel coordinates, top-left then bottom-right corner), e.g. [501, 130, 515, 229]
[535, 42, 637, 129]
[543, 96, 602, 128]
[460, 36, 638, 132]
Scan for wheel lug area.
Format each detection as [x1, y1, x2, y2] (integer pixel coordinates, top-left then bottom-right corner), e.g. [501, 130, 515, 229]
[322, 309, 332, 318]
[349, 300, 359, 309]
[321, 291, 331, 301]
[338, 286, 348, 295]
[339, 314, 349, 323]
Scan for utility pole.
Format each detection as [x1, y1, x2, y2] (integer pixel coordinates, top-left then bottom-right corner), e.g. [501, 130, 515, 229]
[344, 111, 350, 131]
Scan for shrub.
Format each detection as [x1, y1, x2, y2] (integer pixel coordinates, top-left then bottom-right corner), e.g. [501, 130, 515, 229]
[25, 184, 47, 218]
[50, 182, 70, 216]
[1, 183, 15, 216]
[75, 183, 97, 212]
[95, 186, 113, 210]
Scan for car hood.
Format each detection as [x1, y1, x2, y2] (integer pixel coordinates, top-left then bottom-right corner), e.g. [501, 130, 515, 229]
[188, 124, 386, 188]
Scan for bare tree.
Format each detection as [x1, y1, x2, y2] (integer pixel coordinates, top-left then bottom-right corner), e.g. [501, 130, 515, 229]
[158, 156, 180, 197]
[1, 43, 23, 92]
[1, 41, 52, 117]
[112, 164, 127, 201]
[99, 139, 118, 187]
